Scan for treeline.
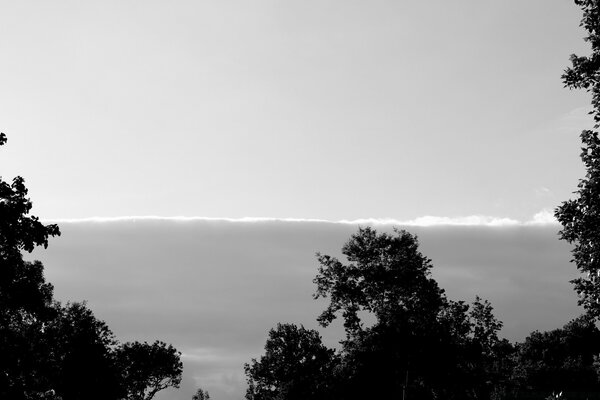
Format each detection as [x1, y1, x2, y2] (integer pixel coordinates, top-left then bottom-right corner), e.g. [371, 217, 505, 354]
[0, 133, 183, 400]
[244, 228, 600, 400]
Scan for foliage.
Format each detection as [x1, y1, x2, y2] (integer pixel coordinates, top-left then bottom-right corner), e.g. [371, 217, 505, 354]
[0, 133, 183, 400]
[512, 315, 600, 395]
[0, 135, 59, 259]
[313, 227, 445, 335]
[192, 388, 210, 400]
[312, 228, 444, 398]
[248, 227, 512, 400]
[561, 1, 600, 118]
[0, 132, 62, 399]
[316, 228, 514, 400]
[43, 302, 124, 400]
[436, 297, 516, 400]
[244, 323, 337, 400]
[116, 340, 183, 400]
[555, 1, 600, 316]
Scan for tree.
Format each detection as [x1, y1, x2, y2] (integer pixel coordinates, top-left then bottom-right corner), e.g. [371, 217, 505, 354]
[447, 297, 515, 400]
[244, 323, 337, 400]
[0, 133, 184, 400]
[313, 227, 445, 336]
[246, 227, 511, 399]
[0, 132, 61, 399]
[555, 1, 600, 316]
[43, 302, 124, 400]
[512, 315, 600, 397]
[313, 228, 448, 399]
[312, 227, 510, 400]
[192, 388, 210, 400]
[116, 340, 183, 400]
[0, 133, 60, 259]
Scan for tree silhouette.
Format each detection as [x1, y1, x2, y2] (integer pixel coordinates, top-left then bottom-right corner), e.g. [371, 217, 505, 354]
[116, 340, 183, 400]
[555, 0, 600, 316]
[244, 323, 337, 400]
[512, 315, 600, 397]
[314, 227, 445, 336]
[0, 132, 62, 399]
[192, 388, 211, 400]
[43, 302, 124, 400]
[0, 133, 183, 400]
[248, 227, 511, 400]
[313, 227, 447, 399]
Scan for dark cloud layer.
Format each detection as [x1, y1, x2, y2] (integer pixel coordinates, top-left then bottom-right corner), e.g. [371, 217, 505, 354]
[29, 221, 580, 400]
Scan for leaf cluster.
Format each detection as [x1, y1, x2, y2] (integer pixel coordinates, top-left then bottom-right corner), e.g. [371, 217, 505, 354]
[117, 341, 183, 400]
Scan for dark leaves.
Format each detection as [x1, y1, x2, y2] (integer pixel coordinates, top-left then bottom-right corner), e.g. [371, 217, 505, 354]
[116, 341, 183, 400]
[556, 1, 600, 317]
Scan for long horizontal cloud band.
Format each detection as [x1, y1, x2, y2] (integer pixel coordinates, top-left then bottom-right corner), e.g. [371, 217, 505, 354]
[43, 209, 557, 226]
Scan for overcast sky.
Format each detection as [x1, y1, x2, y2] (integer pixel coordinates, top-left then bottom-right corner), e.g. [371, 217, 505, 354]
[0, 0, 593, 222]
[31, 220, 581, 400]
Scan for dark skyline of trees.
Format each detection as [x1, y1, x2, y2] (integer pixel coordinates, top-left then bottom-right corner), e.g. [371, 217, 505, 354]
[0, 132, 183, 400]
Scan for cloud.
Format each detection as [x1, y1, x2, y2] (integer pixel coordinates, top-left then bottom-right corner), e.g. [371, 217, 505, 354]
[534, 186, 553, 197]
[556, 106, 594, 133]
[44, 211, 557, 227]
[44, 216, 333, 224]
[377, 215, 520, 227]
[526, 209, 558, 225]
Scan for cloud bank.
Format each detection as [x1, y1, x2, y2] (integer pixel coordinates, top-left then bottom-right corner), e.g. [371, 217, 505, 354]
[45, 210, 558, 226]
[30, 218, 574, 400]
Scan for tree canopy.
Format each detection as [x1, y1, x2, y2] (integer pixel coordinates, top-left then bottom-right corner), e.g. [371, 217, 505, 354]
[313, 227, 444, 336]
[192, 388, 211, 400]
[0, 133, 62, 398]
[556, 0, 600, 316]
[247, 227, 512, 400]
[512, 315, 600, 398]
[0, 133, 183, 400]
[244, 323, 337, 400]
[117, 340, 183, 400]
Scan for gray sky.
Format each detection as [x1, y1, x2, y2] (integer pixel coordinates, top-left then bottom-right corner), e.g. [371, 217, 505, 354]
[32, 220, 580, 400]
[0, 0, 593, 221]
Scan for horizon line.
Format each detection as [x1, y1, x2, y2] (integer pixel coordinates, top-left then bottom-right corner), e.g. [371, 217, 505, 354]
[42, 210, 559, 227]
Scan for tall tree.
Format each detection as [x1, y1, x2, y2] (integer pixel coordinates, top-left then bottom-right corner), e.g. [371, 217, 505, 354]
[313, 227, 445, 336]
[116, 340, 183, 400]
[0, 133, 183, 400]
[555, 1, 600, 316]
[312, 227, 509, 400]
[244, 323, 337, 400]
[0, 132, 61, 399]
[314, 228, 447, 399]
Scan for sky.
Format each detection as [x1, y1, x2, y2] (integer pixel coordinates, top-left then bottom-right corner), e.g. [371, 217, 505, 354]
[2, 1, 597, 399]
[0, 0, 594, 222]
